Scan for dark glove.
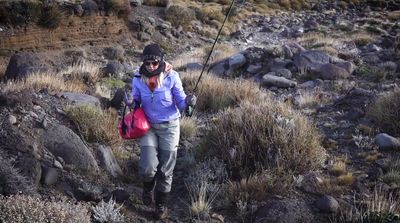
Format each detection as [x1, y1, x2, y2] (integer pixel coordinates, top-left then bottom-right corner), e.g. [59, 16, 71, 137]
[185, 94, 197, 107]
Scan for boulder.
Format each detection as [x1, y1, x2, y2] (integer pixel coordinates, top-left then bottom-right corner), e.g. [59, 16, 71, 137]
[62, 92, 101, 108]
[262, 74, 296, 88]
[254, 199, 314, 223]
[41, 167, 58, 186]
[4, 53, 47, 80]
[311, 63, 350, 80]
[228, 53, 247, 70]
[96, 145, 122, 178]
[375, 133, 400, 151]
[103, 60, 124, 78]
[82, 0, 98, 16]
[315, 195, 339, 213]
[42, 124, 99, 173]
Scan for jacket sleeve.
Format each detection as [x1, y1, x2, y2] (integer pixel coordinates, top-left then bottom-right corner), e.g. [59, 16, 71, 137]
[171, 72, 187, 111]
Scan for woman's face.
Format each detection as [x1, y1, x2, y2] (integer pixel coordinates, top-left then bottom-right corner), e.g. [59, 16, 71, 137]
[144, 60, 160, 72]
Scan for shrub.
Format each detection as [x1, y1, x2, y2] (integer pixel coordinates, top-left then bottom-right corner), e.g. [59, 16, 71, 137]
[200, 100, 325, 178]
[184, 158, 227, 220]
[143, 0, 169, 7]
[180, 116, 198, 139]
[0, 1, 41, 26]
[0, 152, 35, 196]
[181, 72, 261, 113]
[104, 0, 131, 16]
[165, 4, 195, 29]
[92, 198, 124, 223]
[66, 105, 121, 145]
[0, 195, 91, 223]
[38, 5, 63, 29]
[367, 89, 400, 136]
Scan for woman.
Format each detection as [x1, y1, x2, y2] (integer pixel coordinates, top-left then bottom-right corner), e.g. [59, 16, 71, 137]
[130, 43, 196, 219]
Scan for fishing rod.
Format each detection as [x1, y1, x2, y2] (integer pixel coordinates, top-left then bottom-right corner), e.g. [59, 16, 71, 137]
[192, 0, 236, 93]
[186, 0, 236, 117]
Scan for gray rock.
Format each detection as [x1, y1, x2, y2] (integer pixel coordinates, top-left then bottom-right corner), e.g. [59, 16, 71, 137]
[103, 60, 124, 78]
[283, 45, 293, 59]
[96, 145, 122, 178]
[82, 0, 98, 16]
[335, 61, 356, 74]
[208, 62, 227, 76]
[312, 63, 350, 80]
[298, 80, 316, 89]
[8, 115, 17, 125]
[186, 62, 203, 71]
[315, 195, 339, 213]
[62, 92, 101, 108]
[42, 124, 99, 173]
[246, 64, 262, 74]
[375, 133, 400, 151]
[41, 167, 58, 186]
[74, 4, 84, 16]
[262, 74, 296, 88]
[366, 44, 382, 52]
[54, 159, 63, 169]
[129, 0, 142, 7]
[254, 199, 314, 223]
[275, 68, 292, 79]
[4, 53, 47, 80]
[228, 53, 247, 70]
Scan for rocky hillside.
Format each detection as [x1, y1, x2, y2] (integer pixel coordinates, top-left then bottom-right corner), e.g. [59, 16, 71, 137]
[0, 0, 400, 222]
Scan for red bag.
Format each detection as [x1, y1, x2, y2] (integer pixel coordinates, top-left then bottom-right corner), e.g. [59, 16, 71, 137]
[118, 107, 150, 139]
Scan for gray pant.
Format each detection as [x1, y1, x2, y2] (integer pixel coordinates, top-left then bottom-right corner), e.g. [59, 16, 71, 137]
[138, 119, 180, 193]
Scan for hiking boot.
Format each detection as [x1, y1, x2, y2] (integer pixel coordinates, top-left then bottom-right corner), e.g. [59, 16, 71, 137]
[142, 180, 155, 206]
[155, 190, 169, 220]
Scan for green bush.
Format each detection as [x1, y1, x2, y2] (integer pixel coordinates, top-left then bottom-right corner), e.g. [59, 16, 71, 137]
[367, 89, 400, 136]
[200, 100, 325, 178]
[0, 195, 91, 223]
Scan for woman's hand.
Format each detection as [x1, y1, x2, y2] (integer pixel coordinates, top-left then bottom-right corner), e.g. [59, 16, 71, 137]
[185, 94, 197, 107]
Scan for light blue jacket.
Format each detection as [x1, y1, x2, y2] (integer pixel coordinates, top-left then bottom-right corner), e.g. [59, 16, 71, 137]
[132, 70, 188, 124]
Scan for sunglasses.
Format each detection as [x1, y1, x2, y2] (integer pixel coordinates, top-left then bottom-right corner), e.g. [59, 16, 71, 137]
[144, 61, 159, 66]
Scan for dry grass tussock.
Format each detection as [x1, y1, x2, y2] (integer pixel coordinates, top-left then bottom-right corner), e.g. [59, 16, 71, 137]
[180, 116, 198, 139]
[184, 158, 227, 220]
[66, 105, 121, 146]
[225, 171, 279, 204]
[367, 89, 400, 136]
[204, 43, 238, 65]
[0, 62, 6, 78]
[181, 72, 262, 112]
[330, 185, 400, 222]
[0, 71, 86, 93]
[0, 60, 101, 94]
[0, 195, 91, 223]
[296, 89, 331, 108]
[201, 99, 325, 178]
[298, 32, 340, 49]
[349, 32, 376, 47]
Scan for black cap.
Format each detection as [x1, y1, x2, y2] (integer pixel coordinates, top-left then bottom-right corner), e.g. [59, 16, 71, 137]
[142, 44, 163, 61]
